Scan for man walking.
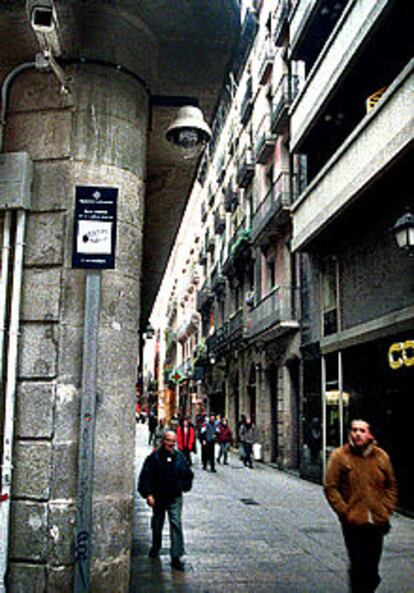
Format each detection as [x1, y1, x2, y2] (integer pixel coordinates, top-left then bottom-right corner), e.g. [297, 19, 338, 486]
[324, 419, 397, 593]
[201, 413, 218, 472]
[138, 430, 194, 571]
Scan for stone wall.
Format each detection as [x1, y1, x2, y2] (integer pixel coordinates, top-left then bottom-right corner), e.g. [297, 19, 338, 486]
[3, 65, 148, 592]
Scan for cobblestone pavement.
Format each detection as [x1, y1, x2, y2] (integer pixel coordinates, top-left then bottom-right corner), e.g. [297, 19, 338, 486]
[130, 424, 414, 593]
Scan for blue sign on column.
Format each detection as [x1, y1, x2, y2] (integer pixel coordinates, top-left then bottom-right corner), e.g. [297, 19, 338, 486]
[72, 185, 118, 269]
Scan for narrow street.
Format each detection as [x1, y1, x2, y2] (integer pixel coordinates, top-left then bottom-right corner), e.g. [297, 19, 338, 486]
[130, 425, 414, 593]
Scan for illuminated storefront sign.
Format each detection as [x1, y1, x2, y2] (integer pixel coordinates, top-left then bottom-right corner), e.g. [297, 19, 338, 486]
[388, 340, 414, 370]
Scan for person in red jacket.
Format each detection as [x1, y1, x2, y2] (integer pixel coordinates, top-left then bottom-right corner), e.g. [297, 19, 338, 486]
[216, 417, 233, 465]
[176, 417, 196, 466]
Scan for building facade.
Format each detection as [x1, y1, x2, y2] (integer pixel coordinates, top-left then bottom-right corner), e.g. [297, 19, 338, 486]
[152, 0, 413, 515]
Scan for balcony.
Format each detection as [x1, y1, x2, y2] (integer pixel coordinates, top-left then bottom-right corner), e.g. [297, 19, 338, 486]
[289, 0, 347, 61]
[236, 150, 255, 188]
[198, 246, 207, 266]
[246, 285, 299, 341]
[292, 61, 414, 250]
[208, 186, 215, 207]
[273, 0, 290, 47]
[240, 78, 253, 126]
[252, 171, 291, 244]
[255, 114, 276, 164]
[164, 327, 177, 358]
[290, 0, 388, 151]
[210, 265, 226, 295]
[166, 299, 177, 324]
[206, 324, 228, 357]
[271, 74, 299, 134]
[197, 155, 208, 186]
[214, 207, 226, 235]
[228, 308, 246, 345]
[205, 231, 215, 254]
[224, 185, 239, 213]
[201, 201, 207, 223]
[223, 219, 253, 276]
[196, 283, 214, 313]
[257, 35, 275, 84]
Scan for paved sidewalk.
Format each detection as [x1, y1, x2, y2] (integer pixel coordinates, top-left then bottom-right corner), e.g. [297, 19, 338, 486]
[130, 424, 414, 593]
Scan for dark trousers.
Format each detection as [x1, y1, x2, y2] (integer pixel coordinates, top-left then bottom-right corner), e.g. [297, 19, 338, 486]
[342, 524, 385, 593]
[202, 441, 215, 470]
[151, 496, 184, 560]
[243, 442, 253, 467]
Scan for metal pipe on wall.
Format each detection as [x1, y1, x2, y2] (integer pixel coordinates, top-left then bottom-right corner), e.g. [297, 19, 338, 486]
[0, 210, 27, 593]
[0, 212, 12, 380]
[0, 61, 34, 593]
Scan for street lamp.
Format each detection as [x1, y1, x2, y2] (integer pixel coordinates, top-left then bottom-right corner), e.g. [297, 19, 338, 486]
[166, 106, 211, 159]
[145, 322, 155, 339]
[392, 208, 414, 257]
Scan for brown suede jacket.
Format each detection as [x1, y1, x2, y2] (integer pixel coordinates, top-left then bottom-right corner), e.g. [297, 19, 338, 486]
[324, 442, 398, 527]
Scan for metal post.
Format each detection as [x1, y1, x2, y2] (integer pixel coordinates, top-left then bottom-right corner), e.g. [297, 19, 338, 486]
[321, 354, 327, 480]
[338, 351, 344, 445]
[73, 270, 101, 593]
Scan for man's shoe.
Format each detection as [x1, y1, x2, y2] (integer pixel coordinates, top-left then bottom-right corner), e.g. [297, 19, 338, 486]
[148, 548, 159, 558]
[171, 558, 185, 571]
[211, 469, 217, 472]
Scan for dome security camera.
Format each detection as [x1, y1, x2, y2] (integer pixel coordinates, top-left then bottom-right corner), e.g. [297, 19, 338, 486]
[166, 106, 212, 159]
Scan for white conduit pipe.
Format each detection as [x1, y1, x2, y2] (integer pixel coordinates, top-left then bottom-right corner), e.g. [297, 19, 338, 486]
[0, 210, 26, 593]
[0, 211, 12, 379]
[0, 61, 34, 593]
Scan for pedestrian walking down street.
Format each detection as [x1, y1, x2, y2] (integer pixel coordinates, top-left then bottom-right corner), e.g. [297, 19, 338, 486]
[148, 412, 158, 445]
[201, 413, 219, 472]
[237, 414, 247, 462]
[138, 430, 194, 571]
[176, 417, 196, 466]
[239, 417, 259, 468]
[152, 418, 167, 450]
[216, 417, 233, 465]
[324, 419, 398, 593]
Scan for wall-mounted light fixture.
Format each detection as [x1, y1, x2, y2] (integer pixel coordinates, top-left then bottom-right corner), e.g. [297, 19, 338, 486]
[166, 106, 212, 160]
[393, 207, 414, 257]
[145, 322, 155, 339]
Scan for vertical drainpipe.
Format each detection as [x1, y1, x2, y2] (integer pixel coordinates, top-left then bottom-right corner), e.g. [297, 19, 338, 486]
[0, 62, 35, 593]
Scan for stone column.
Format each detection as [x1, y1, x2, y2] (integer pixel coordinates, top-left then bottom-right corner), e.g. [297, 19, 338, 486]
[4, 64, 148, 592]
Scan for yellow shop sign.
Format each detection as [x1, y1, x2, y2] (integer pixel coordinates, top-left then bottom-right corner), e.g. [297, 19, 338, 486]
[388, 340, 414, 370]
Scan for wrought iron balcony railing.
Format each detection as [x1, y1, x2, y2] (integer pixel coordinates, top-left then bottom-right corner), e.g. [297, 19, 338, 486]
[257, 34, 275, 84]
[246, 285, 298, 340]
[252, 171, 291, 242]
[223, 185, 239, 213]
[240, 78, 253, 126]
[214, 207, 226, 235]
[228, 307, 245, 344]
[255, 114, 276, 164]
[271, 74, 300, 134]
[273, 0, 291, 47]
[236, 150, 255, 188]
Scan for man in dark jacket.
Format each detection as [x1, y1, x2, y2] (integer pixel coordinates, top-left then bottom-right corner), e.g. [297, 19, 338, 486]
[200, 413, 218, 472]
[138, 430, 194, 571]
[324, 419, 397, 593]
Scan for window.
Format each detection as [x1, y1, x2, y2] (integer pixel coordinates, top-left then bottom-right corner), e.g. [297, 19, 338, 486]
[266, 255, 276, 290]
[321, 256, 339, 336]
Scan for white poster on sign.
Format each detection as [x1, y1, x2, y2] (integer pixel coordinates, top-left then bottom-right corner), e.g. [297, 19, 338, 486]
[77, 221, 113, 254]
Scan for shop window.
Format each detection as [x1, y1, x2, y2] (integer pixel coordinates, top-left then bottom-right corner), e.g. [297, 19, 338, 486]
[321, 256, 338, 336]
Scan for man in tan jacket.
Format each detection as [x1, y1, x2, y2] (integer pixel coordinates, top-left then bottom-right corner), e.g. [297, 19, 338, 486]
[324, 419, 397, 593]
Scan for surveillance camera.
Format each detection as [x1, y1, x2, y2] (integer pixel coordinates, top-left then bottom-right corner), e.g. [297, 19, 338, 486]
[26, 0, 62, 56]
[27, 0, 55, 33]
[166, 106, 211, 159]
